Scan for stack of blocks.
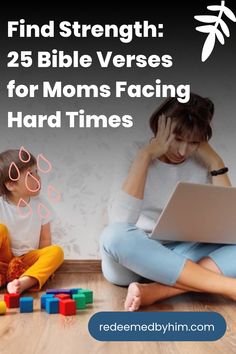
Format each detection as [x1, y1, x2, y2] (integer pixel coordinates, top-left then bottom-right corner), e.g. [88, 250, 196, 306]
[44, 288, 93, 315]
[0, 288, 93, 316]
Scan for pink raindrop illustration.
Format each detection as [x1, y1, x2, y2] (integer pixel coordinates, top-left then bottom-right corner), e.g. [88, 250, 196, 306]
[37, 154, 52, 173]
[17, 198, 32, 218]
[37, 203, 51, 220]
[19, 146, 31, 163]
[8, 162, 20, 181]
[47, 185, 61, 203]
[25, 171, 41, 192]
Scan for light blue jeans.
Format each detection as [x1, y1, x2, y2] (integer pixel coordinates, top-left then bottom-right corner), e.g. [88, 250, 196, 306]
[100, 222, 236, 286]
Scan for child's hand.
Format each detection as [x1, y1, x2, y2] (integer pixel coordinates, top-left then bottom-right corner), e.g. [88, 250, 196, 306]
[144, 115, 176, 160]
[195, 142, 225, 171]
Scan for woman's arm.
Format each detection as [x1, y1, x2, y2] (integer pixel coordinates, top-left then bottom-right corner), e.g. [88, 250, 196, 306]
[108, 115, 175, 224]
[196, 142, 232, 187]
[122, 115, 176, 199]
[39, 222, 52, 248]
[122, 149, 152, 199]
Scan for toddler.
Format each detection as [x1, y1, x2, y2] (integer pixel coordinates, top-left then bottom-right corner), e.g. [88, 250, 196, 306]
[0, 149, 64, 294]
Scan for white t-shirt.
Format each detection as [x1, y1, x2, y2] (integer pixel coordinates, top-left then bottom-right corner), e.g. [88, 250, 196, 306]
[108, 141, 211, 234]
[0, 195, 53, 256]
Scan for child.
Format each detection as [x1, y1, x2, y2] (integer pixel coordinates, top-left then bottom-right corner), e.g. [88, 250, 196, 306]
[0, 149, 64, 294]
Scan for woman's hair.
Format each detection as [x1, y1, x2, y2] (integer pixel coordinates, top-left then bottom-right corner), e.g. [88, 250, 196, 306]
[149, 93, 214, 141]
[0, 149, 36, 197]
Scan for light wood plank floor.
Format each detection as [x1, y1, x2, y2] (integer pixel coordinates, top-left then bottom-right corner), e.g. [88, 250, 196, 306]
[1, 272, 236, 354]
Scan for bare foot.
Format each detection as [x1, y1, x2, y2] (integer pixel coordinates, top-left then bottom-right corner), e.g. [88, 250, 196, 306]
[124, 282, 187, 311]
[7, 276, 38, 294]
[124, 283, 142, 311]
[7, 279, 21, 293]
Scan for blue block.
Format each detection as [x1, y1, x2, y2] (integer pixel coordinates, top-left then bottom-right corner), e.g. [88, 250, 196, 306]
[46, 288, 71, 295]
[45, 298, 59, 314]
[56, 289, 71, 295]
[70, 288, 82, 295]
[41, 294, 54, 309]
[46, 289, 60, 295]
[20, 297, 34, 313]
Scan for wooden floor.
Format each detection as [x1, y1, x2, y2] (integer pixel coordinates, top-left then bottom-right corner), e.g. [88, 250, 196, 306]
[1, 272, 236, 354]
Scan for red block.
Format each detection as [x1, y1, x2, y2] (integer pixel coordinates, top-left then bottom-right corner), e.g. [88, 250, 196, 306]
[59, 299, 76, 316]
[54, 294, 71, 300]
[4, 293, 20, 308]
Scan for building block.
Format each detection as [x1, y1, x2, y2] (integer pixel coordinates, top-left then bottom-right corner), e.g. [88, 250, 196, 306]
[20, 297, 34, 313]
[0, 301, 7, 315]
[45, 297, 60, 314]
[40, 294, 54, 309]
[70, 288, 82, 296]
[54, 294, 71, 301]
[46, 289, 60, 295]
[72, 293, 86, 309]
[56, 289, 71, 295]
[59, 299, 76, 316]
[4, 293, 20, 308]
[78, 289, 93, 303]
[46, 288, 71, 295]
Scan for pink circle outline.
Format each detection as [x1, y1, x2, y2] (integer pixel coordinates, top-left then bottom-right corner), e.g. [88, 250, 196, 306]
[17, 198, 32, 218]
[19, 146, 31, 163]
[25, 171, 41, 192]
[47, 185, 61, 203]
[37, 154, 52, 174]
[8, 162, 20, 181]
[37, 202, 51, 219]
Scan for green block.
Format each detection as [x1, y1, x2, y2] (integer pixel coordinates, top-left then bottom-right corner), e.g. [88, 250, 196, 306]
[72, 294, 86, 309]
[78, 289, 93, 304]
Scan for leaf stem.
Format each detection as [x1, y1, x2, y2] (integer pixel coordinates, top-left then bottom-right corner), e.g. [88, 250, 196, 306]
[214, 1, 225, 30]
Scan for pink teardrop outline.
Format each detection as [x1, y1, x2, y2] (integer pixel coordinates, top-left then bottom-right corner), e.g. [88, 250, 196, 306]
[37, 154, 52, 174]
[8, 162, 20, 181]
[47, 185, 61, 203]
[19, 146, 31, 163]
[37, 202, 51, 220]
[25, 171, 41, 192]
[17, 198, 32, 218]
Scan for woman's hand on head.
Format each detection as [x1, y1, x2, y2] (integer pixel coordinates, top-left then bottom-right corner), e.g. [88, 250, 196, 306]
[195, 141, 225, 171]
[143, 115, 176, 160]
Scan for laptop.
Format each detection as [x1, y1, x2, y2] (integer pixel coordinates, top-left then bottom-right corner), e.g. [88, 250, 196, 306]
[150, 182, 236, 244]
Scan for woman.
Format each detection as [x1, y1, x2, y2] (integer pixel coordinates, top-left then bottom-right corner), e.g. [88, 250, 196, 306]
[100, 93, 234, 311]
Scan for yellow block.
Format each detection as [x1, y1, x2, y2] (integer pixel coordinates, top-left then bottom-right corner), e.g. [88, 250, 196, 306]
[0, 301, 7, 315]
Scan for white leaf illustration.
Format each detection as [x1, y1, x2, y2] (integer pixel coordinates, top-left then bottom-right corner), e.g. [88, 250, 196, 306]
[218, 18, 230, 36]
[207, 5, 236, 22]
[195, 1, 235, 62]
[222, 7, 236, 22]
[215, 28, 225, 44]
[202, 31, 216, 62]
[196, 25, 214, 33]
[194, 15, 219, 23]
[207, 5, 222, 11]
